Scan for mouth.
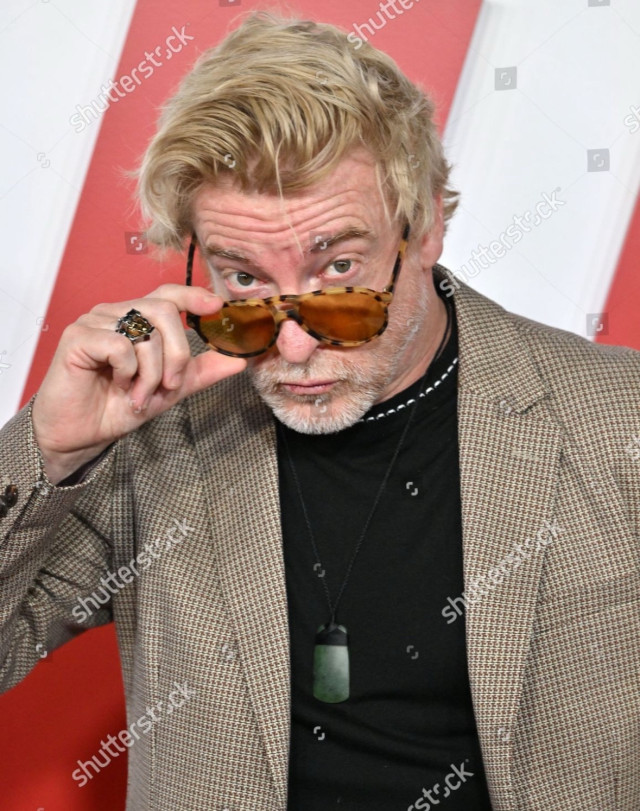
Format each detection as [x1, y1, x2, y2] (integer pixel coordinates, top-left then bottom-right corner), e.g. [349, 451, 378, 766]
[280, 381, 337, 396]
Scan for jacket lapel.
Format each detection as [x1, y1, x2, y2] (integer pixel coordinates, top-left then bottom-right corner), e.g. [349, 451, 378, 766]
[185, 348, 290, 808]
[442, 267, 563, 807]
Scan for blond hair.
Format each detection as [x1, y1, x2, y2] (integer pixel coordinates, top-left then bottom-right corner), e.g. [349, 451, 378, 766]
[136, 11, 459, 251]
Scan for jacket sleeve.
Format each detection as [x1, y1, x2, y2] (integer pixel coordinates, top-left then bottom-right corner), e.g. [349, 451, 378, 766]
[0, 395, 119, 694]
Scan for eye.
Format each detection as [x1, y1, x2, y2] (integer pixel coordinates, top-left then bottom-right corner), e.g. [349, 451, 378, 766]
[232, 271, 256, 287]
[217, 267, 274, 298]
[328, 259, 352, 276]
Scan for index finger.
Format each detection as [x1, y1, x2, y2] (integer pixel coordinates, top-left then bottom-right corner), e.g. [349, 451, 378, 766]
[143, 282, 225, 316]
[136, 285, 226, 391]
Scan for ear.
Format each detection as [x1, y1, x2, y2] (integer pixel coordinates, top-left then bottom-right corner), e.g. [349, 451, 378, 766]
[416, 195, 445, 272]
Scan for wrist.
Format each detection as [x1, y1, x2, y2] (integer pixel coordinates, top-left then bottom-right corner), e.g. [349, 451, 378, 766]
[40, 445, 112, 486]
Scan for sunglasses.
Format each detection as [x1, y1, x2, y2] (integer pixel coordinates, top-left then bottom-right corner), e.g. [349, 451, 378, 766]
[185, 223, 410, 358]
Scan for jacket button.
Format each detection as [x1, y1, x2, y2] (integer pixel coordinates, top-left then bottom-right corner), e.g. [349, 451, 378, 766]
[0, 484, 18, 517]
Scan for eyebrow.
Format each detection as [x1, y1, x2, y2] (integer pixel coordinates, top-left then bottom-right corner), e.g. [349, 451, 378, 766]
[201, 244, 256, 265]
[308, 227, 374, 254]
[201, 227, 375, 267]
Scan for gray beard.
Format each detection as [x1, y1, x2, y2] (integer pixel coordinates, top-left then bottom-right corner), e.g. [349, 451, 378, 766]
[248, 364, 387, 434]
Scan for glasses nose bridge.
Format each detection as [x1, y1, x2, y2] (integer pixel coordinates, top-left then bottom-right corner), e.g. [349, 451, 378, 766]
[268, 294, 305, 332]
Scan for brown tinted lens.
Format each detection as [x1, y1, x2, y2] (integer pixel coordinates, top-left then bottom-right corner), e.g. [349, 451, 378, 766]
[198, 303, 275, 355]
[298, 292, 386, 342]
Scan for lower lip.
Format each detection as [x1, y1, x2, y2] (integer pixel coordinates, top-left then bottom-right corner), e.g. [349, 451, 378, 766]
[282, 382, 336, 395]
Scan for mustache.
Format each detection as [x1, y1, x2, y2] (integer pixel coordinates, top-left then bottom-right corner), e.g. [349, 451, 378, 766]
[249, 356, 349, 385]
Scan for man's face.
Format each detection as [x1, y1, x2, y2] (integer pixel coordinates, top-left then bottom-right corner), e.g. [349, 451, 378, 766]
[192, 149, 445, 433]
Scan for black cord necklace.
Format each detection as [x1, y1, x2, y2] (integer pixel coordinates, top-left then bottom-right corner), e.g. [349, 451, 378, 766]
[278, 292, 453, 703]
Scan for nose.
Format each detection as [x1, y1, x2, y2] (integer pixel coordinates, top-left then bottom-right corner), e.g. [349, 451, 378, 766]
[274, 318, 320, 364]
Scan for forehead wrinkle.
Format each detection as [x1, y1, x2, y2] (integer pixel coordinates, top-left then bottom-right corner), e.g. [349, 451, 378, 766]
[197, 209, 378, 264]
[202, 226, 377, 275]
[192, 157, 389, 267]
[193, 178, 384, 240]
[196, 198, 374, 236]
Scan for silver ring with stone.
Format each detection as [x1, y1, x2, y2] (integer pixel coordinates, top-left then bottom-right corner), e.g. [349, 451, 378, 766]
[115, 308, 155, 343]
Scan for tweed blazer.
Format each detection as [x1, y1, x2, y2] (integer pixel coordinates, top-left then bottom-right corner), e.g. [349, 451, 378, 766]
[1, 266, 639, 810]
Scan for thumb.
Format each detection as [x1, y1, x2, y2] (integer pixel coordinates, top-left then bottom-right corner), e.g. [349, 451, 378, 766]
[177, 348, 248, 399]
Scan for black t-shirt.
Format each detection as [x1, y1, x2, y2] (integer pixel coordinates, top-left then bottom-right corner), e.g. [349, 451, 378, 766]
[277, 299, 493, 809]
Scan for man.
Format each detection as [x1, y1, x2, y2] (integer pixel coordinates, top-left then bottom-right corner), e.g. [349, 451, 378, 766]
[1, 11, 638, 811]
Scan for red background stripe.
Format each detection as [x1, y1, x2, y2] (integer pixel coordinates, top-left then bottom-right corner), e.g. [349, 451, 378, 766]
[597, 191, 640, 350]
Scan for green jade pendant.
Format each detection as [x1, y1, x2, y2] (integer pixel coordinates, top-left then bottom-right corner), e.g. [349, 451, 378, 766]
[313, 622, 349, 703]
